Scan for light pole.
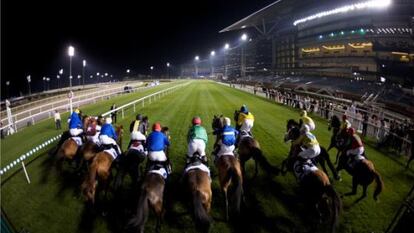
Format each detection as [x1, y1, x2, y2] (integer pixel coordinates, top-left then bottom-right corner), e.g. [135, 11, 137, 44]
[166, 62, 170, 79]
[77, 75, 81, 85]
[5, 81, 10, 98]
[96, 72, 100, 84]
[82, 60, 86, 87]
[58, 69, 63, 89]
[210, 51, 216, 77]
[194, 56, 199, 78]
[150, 66, 154, 78]
[56, 75, 60, 89]
[224, 43, 230, 78]
[68, 46, 75, 88]
[26, 75, 31, 95]
[240, 34, 248, 78]
[42, 77, 46, 92]
[46, 77, 50, 90]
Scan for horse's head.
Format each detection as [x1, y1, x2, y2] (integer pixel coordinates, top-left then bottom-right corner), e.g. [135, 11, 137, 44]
[212, 115, 224, 134]
[284, 126, 300, 143]
[161, 126, 170, 140]
[234, 110, 240, 122]
[286, 119, 300, 132]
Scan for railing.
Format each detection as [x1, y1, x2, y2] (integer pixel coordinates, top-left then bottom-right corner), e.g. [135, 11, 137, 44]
[226, 82, 412, 157]
[0, 82, 167, 133]
[0, 81, 191, 182]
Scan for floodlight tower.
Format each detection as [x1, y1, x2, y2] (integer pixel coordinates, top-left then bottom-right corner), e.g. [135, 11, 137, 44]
[68, 46, 75, 88]
[224, 43, 230, 78]
[240, 34, 248, 78]
[210, 51, 216, 77]
[194, 56, 199, 78]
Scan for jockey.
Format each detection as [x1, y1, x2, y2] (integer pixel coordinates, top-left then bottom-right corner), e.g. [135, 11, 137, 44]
[299, 110, 315, 132]
[216, 117, 238, 158]
[69, 109, 83, 137]
[187, 116, 208, 164]
[340, 115, 352, 133]
[129, 114, 143, 134]
[147, 122, 171, 172]
[236, 105, 255, 136]
[86, 116, 102, 144]
[99, 117, 122, 157]
[345, 127, 365, 166]
[292, 125, 321, 161]
[130, 130, 147, 154]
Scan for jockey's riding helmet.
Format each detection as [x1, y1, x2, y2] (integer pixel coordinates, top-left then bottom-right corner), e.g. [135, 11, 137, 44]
[300, 110, 307, 117]
[136, 114, 143, 121]
[192, 116, 201, 125]
[224, 117, 231, 126]
[240, 105, 248, 114]
[74, 108, 80, 114]
[153, 122, 161, 132]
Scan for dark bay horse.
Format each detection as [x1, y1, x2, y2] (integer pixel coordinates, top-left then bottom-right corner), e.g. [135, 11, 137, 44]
[284, 119, 340, 181]
[234, 110, 280, 178]
[81, 125, 123, 204]
[282, 134, 342, 232]
[212, 115, 243, 220]
[336, 146, 384, 201]
[184, 155, 212, 233]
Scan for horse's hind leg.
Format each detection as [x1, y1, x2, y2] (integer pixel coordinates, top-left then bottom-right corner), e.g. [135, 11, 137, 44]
[355, 185, 368, 203]
[254, 159, 258, 179]
[344, 177, 358, 197]
[224, 190, 229, 221]
[324, 153, 341, 181]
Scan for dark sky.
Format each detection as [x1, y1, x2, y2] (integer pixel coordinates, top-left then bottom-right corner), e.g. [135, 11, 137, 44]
[1, 0, 275, 98]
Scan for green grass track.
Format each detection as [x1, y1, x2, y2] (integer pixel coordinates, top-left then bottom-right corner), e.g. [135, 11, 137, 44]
[1, 80, 413, 233]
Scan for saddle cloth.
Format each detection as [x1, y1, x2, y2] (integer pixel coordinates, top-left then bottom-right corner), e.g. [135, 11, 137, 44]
[104, 148, 118, 160]
[148, 167, 168, 180]
[293, 160, 319, 181]
[185, 163, 211, 177]
[130, 144, 146, 153]
[71, 137, 83, 146]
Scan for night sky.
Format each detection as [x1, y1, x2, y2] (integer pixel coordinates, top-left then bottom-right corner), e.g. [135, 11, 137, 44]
[1, 0, 275, 98]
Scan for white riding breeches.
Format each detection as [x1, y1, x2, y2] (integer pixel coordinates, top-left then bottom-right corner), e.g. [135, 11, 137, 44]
[70, 128, 83, 137]
[148, 150, 167, 162]
[217, 140, 235, 157]
[131, 131, 146, 141]
[346, 147, 364, 157]
[188, 139, 206, 157]
[298, 144, 320, 160]
[301, 122, 315, 131]
[99, 135, 121, 154]
[240, 119, 254, 133]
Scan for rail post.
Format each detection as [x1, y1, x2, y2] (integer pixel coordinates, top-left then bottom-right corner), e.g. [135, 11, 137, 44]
[21, 161, 31, 184]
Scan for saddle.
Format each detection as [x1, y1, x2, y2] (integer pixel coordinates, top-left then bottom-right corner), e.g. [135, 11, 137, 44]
[293, 159, 319, 181]
[148, 161, 169, 179]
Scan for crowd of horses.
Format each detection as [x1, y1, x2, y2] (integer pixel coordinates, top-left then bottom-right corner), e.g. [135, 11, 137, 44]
[51, 113, 384, 233]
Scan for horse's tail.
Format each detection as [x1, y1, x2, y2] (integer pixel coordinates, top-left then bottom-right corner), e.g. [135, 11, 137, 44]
[225, 159, 243, 214]
[126, 188, 149, 232]
[193, 190, 211, 232]
[325, 185, 341, 233]
[251, 147, 280, 175]
[373, 170, 384, 201]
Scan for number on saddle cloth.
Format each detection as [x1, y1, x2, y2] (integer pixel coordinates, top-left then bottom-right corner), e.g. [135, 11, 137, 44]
[148, 162, 168, 179]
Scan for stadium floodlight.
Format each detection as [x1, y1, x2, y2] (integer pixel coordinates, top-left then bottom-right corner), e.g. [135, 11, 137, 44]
[241, 33, 248, 41]
[59, 69, 63, 75]
[224, 43, 230, 50]
[150, 66, 154, 70]
[293, 0, 392, 26]
[126, 69, 130, 73]
[68, 46, 75, 88]
[210, 51, 215, 56]
[104, 73, 108, 76]
[27, 75, 32, 95]
[96, 72, 100, 76]
[195, 56, 199, 61]
[166, 62, 170, 67]
[83, 60, 86, 67]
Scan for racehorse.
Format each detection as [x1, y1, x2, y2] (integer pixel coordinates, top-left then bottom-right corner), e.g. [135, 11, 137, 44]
[79, 116, 101, 169]
[282, 135, 342, 232]
[326, 115, 343, 164]
[336, 146, 384, 201]
[81, 125, 123, 204]
[126, 126, 170, 233]
[184, 154, 212, 233]
[234, 110, 280, 178]
[283, 119, 340, 181]
[212, 115, 243, 220]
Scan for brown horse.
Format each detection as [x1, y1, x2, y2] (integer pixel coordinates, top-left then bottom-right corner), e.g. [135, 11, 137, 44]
[184, 155, 212, 232]
[282, 144, 342, 233]
[212, 115, 244, 220]
[337, 151, 384, 201]
[126, 171, 165, 233]
[81, 125, 123, 204]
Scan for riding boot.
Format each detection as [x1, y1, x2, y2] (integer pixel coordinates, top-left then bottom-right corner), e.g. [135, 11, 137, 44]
[165, 159, 172, 175]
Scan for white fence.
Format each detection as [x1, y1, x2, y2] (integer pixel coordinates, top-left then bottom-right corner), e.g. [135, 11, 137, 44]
[227, 82, 412, 157]
[0, 81, 191, 182]
[0, 82, 164, 133]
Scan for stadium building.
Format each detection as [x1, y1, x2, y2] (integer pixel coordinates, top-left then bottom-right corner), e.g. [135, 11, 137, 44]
[182, 0, 413, 84]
